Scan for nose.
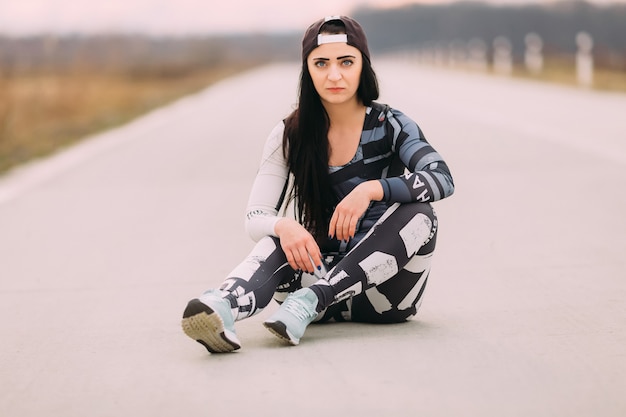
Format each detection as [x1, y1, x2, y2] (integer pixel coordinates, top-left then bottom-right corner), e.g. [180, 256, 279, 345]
[328, 64, 342, 81]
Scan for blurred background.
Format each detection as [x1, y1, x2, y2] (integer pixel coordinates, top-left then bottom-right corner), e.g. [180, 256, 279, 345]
[1, 0, 625, 174]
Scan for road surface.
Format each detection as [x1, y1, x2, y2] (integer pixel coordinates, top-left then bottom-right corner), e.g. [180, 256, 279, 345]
[1, 60, 625, 416]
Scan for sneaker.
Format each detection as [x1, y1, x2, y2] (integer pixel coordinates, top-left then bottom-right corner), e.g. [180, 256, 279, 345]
[181, 289, 241, 353]
[263, 287, 319, 346]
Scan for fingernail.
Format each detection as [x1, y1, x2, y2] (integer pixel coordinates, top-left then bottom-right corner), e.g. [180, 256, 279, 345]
[317, 265, 321, 271]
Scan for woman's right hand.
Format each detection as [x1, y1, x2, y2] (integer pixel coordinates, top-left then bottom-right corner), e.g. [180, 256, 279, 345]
[275, 218, 322, 274]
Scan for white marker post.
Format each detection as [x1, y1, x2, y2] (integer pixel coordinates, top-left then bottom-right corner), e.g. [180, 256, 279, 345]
[468, 38, 488, 71]
[524, 32, 544, 75]
[493, 36, 513, 76]
[576, 31, 594, 88]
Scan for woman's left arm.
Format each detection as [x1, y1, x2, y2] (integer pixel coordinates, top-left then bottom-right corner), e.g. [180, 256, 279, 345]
[329, 111, 454, 241]
[379, 112, 455, 204]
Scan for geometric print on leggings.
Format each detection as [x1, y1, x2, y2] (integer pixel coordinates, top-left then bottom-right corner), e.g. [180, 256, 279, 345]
[364, 253, 431, 315]
[399, 213, 433, 257]
[397, 253, 430, 310]
[219, 236, 293, 321]
[313, 204, 437, 321]
[359, 251, 399, 286]
[345, 211, 432, 298]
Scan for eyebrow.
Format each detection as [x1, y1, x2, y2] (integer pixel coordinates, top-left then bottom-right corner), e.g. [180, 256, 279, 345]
[312, 55, 357, 61]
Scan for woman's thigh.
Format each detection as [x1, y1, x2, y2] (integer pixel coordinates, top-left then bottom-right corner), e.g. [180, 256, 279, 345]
[318, 203, 439, 323]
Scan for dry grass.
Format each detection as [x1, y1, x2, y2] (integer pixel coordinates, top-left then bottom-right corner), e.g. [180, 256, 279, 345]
[510, 56, 626, 93]
[0, 65, 252, 174]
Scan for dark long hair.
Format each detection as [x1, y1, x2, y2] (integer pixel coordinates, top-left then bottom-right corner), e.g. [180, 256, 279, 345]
[282, 21, 380, 239]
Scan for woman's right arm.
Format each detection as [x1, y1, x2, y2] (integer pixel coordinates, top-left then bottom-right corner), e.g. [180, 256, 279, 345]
[245, 122, 290, 242]
[244, 122, 323, 273]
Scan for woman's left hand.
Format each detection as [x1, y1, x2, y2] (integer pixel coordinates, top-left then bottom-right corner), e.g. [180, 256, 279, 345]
[329, 180, 383, 242]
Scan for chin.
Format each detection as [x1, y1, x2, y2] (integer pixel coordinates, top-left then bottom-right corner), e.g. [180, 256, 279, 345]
[322, 96, 351, 106]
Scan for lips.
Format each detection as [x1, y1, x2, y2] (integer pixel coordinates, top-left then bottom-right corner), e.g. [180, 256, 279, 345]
[327, 87, 344, 93]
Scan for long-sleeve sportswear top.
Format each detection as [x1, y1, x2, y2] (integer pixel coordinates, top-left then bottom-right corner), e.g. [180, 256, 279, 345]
[245, 102, 455, 242]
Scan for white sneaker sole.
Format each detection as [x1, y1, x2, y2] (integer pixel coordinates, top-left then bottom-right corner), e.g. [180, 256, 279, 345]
[182, 299, 241, 353]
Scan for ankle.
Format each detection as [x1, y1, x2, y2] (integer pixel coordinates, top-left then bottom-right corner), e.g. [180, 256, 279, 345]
[307, 285, 330, 313]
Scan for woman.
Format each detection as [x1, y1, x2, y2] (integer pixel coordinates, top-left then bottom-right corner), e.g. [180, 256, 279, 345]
[181, 16, 454, 353]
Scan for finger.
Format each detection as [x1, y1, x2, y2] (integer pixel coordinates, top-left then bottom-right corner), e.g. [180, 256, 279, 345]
[334, 215, 344, 241]
[306, 254, 317, 274]
[290, 251, 303, 272]
[348, 215, 359, 238]
[328, 210, 338, 239]
[285, 251, 299, 272]
[332, 207, 349, 240]
[307, 245, 323, 271]
[340, 214, 352, 241]
[304, 242, 322, 273]
[296, 247, 312, 272]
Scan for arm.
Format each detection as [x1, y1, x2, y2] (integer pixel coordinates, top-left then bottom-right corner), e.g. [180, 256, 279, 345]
[329, 109, 454, 241]
[244, 122, 323, 273]
[244, 122, 290, 241]
[379, 110, 455, 203]
[328, 180, 383, 241]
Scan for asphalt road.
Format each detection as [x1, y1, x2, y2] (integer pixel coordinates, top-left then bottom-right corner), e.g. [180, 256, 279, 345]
[1, 60, 625, 417]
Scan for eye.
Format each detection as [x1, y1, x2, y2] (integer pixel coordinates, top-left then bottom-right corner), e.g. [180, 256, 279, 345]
[314, 60, 327, 68]
[341, 59, 354, 66]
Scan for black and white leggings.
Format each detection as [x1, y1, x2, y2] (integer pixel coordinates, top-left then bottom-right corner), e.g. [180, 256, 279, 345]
[218, 202, 438, 324]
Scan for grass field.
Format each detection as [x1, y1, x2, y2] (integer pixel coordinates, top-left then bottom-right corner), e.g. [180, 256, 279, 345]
[510, 57, 626, 92]
[0, 65, 254, 174]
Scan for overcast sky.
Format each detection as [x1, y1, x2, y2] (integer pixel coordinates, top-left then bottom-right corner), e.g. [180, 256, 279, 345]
[0, 0, 623, 35]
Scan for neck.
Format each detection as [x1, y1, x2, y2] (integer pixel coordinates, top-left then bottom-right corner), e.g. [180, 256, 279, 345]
[323, 99, 366, 127]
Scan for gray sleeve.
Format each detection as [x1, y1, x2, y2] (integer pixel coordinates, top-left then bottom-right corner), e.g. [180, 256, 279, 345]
[380, 110, 454, 203]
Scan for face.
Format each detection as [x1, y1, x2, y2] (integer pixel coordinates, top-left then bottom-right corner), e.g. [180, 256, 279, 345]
[307, 40, 363, 107]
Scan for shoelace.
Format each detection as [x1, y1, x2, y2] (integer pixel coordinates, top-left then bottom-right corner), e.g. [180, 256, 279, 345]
[283, 298, 316, 321]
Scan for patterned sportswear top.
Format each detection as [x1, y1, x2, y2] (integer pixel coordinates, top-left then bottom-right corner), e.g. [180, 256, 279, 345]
[245, 101, 455, 242]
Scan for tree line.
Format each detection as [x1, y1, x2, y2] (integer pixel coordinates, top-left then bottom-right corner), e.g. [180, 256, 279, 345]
[353, 0, 626, 70]
[0, 34, 298, 76]
[0, 0, 624, 75]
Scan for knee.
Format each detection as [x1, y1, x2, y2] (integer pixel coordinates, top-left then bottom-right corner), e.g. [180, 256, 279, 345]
[399, 202, 436, 223]
[396, 203, 437, 254]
